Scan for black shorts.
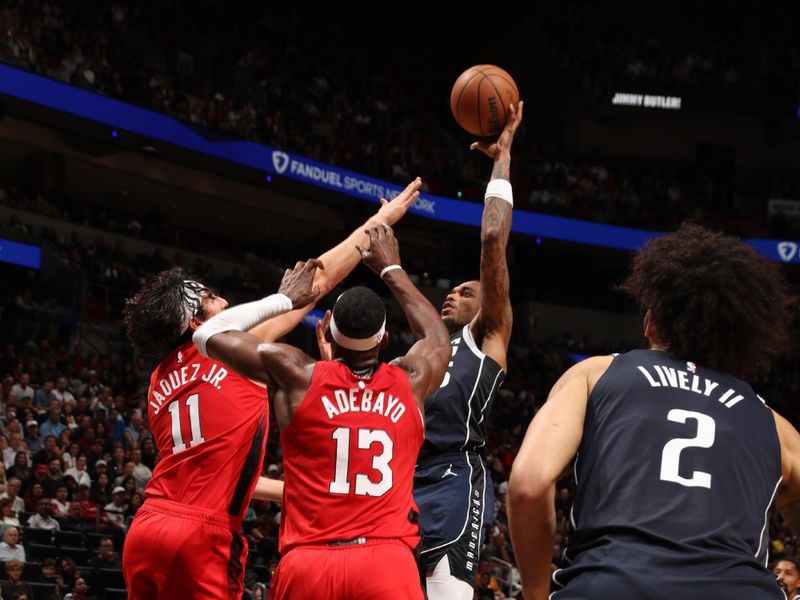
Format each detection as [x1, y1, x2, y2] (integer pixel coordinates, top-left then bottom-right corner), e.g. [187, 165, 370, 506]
[413, 451, 494, 585]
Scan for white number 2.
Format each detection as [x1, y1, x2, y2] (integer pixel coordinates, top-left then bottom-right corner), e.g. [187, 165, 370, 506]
[329, 427, 393, 497]
[167, 393, 205, 454]
[659, 409, 715, 489]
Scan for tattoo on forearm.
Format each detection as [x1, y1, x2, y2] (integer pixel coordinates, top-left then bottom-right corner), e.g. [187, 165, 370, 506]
[480, 196, 512, 329]
[491, 155, 511, 181]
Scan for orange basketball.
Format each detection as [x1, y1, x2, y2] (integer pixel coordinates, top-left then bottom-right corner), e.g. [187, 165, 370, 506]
[450, 65, 519, 136]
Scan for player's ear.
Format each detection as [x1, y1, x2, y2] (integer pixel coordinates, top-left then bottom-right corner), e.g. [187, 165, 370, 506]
[379, 332, 390, 349]
[324, 325, 333, 343]
[188, 315, 203, 331]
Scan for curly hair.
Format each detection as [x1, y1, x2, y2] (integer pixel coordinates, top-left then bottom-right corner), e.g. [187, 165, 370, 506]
[620, 223, 796, 377]
[123, 269, 208, 359]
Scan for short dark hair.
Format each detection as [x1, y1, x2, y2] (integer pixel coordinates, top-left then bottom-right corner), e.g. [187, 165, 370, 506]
[332, 287, 386, 339]
[774, 556, 800, 571]
[621, 224, 795, 377]
[123, 269, 208, 358]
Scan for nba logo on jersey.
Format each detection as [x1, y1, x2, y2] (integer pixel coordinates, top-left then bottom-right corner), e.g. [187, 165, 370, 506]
[686, 361, 697, 373]
[176, 351, 183, 364]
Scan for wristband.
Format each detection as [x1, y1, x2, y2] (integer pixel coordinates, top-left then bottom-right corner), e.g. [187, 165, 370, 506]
[379, 265, 403, 279]
[485, 178, 513, 206]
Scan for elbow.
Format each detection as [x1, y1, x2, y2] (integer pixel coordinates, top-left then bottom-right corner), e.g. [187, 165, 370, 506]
[481, 226, 504, 245]
[508, 469, 552, 506]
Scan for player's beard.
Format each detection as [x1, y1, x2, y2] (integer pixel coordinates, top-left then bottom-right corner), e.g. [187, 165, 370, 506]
[441, 315, 460, 334]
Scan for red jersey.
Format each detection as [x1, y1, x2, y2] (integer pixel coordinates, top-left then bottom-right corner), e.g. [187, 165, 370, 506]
[144, 341, 268, 522]
[280, 360, 424, 553]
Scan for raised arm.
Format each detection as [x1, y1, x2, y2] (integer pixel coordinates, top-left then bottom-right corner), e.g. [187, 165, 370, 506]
[192, 260, 321, 395]
[357, 225, 450, 407]
[469, 102, 524, 371]
[507, 355, 610, 600]
[250, 177, 423, 342]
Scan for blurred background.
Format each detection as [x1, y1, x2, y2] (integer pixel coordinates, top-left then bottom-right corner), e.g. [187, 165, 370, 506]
[2, 3, 800, 598]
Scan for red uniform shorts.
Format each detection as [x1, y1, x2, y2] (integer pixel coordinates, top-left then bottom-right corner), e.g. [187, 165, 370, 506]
[123, 498, 247, 600]
[271, 538, 423, 599]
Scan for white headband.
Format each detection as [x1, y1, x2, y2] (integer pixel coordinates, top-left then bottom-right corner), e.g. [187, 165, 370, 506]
[329, 314, 386, 351]
[180, 280, 206, 334]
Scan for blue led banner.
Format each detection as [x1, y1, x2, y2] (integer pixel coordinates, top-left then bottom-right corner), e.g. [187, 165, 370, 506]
[0, 237, 41, 269]
[2, 64, 798, 263]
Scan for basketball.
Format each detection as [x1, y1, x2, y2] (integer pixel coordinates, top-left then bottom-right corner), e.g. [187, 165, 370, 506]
[450, 65, 520, 136]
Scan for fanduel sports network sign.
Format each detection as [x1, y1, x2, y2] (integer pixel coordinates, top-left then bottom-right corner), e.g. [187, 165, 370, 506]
[1, 64, 797, 261]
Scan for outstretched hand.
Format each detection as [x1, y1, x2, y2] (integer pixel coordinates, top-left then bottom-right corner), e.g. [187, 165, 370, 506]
[371, 177, 423, 227]
[278, 259, 323, 309]
[470, 101, 524, 159]
[356, 224, 401, 276]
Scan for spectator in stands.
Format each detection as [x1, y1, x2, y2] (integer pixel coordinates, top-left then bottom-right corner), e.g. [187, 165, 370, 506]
[1, 560, 32, 600]
[89, 472, 112, 506]
[53, 376, 75, 405]
[63, 576, 94, 600]
[118, 475, 135, 499]
[108, 446, 125, 481]
[0, 477, 25, 515]
[103, 486, 127, 533]
[0, 462, 7, 495]
[22, 421, 42, 454]
[474, 560, 503, 594]
[64, 455, 91, 488]
[40, 402, 66, 440]
[91, 459, 108, 481]
[0, 497, 20, 535]
[0, 526, 25, 561]
[123, 412, 144, 448]
[58, 559, 80, 595]
[112, 463, 133, 489]
[35, 558, 61, 595]
[32, 435, 58, 466]
[60, 502, 91, 534]
[4, 439, 29, 472]
[139, 437, 156, 469]
[126, 491, 143, 527]
[89, 536, 121, 570]
[130, 448, 151, 491]
[10, 374, 33, 404]
[51, 484, 70, 517]
[33, 380, 55, 411]
[773, 557, 800, 599]
[7, 452, 30, 484]
[23, 481, 44, 512]
[62, 442, 80, 470]
[27, 497, 59, 531]
[42, 457, 63, 497]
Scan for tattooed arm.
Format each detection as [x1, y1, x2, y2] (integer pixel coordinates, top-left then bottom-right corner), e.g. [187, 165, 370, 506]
[469, 101, 523, 371]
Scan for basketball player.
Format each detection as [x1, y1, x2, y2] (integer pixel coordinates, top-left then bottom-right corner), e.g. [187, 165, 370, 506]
[508, 224, 800, 600]
[194, 224, 450, 599]
[774, 558, 800, 599]
[414, 101, 522, 599]
[121, 178, 422, 599]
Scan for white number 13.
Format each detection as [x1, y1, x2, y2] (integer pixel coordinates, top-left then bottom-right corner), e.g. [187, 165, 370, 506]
[329, 427, 393, 497]
[659, 409, 715, 489]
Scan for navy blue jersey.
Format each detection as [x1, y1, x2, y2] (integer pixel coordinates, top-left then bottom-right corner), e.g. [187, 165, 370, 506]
[555, 349, 783, 600]
[418, 325, 505, 462]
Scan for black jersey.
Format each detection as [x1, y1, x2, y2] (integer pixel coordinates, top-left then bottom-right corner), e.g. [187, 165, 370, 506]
[417, 325, 505, 462]
[554, 349, 783, 600]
